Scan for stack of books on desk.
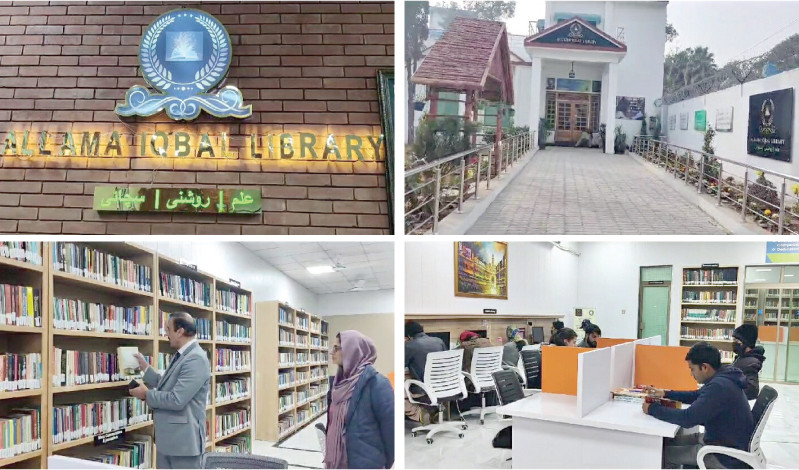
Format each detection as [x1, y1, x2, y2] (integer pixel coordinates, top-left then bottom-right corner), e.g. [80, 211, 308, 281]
[611, 387, 682, 408]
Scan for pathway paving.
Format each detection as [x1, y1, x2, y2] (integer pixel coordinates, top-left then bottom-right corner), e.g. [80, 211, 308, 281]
[467, 147, 729, 234]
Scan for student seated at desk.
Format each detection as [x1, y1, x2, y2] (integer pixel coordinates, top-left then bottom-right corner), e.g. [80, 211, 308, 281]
[577, 320, 601, 348]
[550, 327, 577, 346]
[404, 321, 447, 425]
[458, 331, 492, 372]
[502, 328, 527, 369]
[732, 324, 766, 400]
[550, 320, 565, 341]
[642, 342, 753, 469]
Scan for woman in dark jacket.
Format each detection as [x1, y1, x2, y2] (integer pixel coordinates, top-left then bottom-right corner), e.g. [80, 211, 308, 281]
[325, 330, 394, 469]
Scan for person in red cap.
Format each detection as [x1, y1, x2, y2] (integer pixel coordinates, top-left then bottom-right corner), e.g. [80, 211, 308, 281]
[457, 331, 492, 373]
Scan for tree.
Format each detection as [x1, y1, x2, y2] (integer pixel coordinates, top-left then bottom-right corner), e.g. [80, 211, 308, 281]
[436, 0, 516, 27]
[663, 46, 717, 93]
[405, 2, 429, 144]
[665, 22, 678, 43]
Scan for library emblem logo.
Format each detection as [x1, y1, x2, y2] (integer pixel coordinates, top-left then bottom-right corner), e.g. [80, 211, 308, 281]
[115, 9, 251, 121]
[760, 98, 776, 133]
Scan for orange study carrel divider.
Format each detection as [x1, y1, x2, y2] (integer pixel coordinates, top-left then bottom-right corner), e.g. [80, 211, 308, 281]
[758, 325, 786, 343]
[541, 346, 589, 396]
[596, 338, 635, 348]
[635, 345, 697, 391]
[387, 371, 395, 389]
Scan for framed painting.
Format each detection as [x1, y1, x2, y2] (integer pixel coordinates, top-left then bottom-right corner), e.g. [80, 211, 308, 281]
[455, 242, 508, 299]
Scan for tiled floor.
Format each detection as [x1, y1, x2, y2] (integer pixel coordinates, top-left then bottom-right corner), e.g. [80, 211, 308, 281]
[405, 382, 799, 469]
[252, 415, 325, 469]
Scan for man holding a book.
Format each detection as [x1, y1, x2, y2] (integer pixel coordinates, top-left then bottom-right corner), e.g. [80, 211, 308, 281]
[641, 342, 753, 469]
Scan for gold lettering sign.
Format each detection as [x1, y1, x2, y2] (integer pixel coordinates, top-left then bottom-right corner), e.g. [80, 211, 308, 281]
[0, 130, 385, 162]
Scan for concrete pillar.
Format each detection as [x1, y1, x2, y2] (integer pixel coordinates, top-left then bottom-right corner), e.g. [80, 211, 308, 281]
[604, 62, 618, 154]
[529, 56, 543, 148]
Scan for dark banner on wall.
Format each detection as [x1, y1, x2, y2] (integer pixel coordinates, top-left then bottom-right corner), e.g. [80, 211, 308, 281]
[747, 88, 794, 162]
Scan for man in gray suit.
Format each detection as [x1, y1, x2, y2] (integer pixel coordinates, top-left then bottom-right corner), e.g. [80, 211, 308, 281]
[131, 312, 210, 469]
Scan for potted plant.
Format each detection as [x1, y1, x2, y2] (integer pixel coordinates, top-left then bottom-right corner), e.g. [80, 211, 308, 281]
[614, 125, 627, 154]
[538, 118, 551, 149]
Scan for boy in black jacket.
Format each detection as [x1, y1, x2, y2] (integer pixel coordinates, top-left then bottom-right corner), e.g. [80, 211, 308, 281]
[732, 324, 766, 400]
[642, 342, 754, 469]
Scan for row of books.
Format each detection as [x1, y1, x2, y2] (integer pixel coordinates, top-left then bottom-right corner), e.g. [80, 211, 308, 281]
[0, 353, 42, 392]
[86, 434, 152, 469]
[1, 284, 41, 327]
[279, 329, 294, 345]
[278, 371, 294, 387]
[680, 326, 734, 340]
[0, 242, 42, 266]
[53, 298, 151, 336]
[683, 291, 736, 303]
[681, 308, 735, 322]
[279, 393, 294, 412]
[279, 353, 294, 366]
[278, 306, 294, 326]
[310, 382, 329, 397]
[214, 349, 250, 372]
[159, 273, 211, 307]
[215, 409, 249, 439]
[51, 348, 143, 388]
[297, 371, 308, 383]
[310, 320, 321, 332]
[0, 408, 40, 458]
[311, 337, 322, 348]
[216, 378, 250, 403]
[216, 435, 250, 453]
[310, 366, 328, 380]
[296, 335, 308, 347]
[297, 317, 309, 330]
[683, 268, 738, 284]
[215, 321, 251, 343]
[216, 290, 251, 316]
[159, 311, 211, 340]
[278, 415, 295, 438]
[721, 350, 735, 362]
[309, 399, 327, 415]
[311, 352, 325, 363]
[52, 243, 152, 292]
[296, 353, 309, 365]
[52, 398, 151, 444]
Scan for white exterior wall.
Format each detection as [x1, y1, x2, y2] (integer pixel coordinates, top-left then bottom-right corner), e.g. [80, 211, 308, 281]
[513, 63, 533, 127]
[664, 67, 799, 179]
[545, 2, 607, 28]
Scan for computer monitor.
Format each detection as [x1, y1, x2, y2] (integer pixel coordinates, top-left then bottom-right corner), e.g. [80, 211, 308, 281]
[530, 326, 544, 344]
[472, 329, 487, 338]
[427, 331, 451, 348]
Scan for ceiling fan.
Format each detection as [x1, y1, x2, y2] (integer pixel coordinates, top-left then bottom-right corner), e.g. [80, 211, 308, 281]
[349, 279, 380, 292]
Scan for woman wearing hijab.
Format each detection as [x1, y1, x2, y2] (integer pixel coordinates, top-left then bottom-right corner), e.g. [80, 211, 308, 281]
[324, 330, 394, 469]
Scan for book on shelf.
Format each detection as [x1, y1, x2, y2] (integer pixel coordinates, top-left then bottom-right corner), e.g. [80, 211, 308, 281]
[53, 298, 151, 336]
[215, 435, 250, 453]
[159, 311, 210, 340]
[297, 317, 309, 330]
[278, 415, 295, 437]
[683, 268, 738, 284]
[278, 306, 293, 326]
[681, 308, 735, 323]
[0, 352, 42, 392]
[216, 377, 250, 403]
[279, 393, 294, 411]
[278, 371, 295, 387]
[216, 290, 251, 316]
[52, 398, 150, 445]
[682, 291, 736, 303]
[680, 326, 733, 341]
[611, 388, 682, 408]
[52, 243, 151, 292]
[52, 348, 145, 388]
[0, 242, 42, 266]
[159, 273, 211, 307]
[215, 321, 251, 343]
[116, 347, 140, 376]
[87, 433, 152, 469]
[0, 407, 41, 458]
[0, 284, 41, 327]
[215, 408, 250, 439]
[214, 349, 251, 372]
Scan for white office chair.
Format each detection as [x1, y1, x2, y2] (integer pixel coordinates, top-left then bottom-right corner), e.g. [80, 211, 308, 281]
[461, 346, 504, 424]
[514, 356, 527, 387]
[697, 385, 778, 469]
[405, 349, 468, 444]
[521, 344, 541, 351]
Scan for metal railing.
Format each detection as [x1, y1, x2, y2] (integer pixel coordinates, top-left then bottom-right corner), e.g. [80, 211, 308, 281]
[631, 136, 799, 234]
[405, 131, 535, 234]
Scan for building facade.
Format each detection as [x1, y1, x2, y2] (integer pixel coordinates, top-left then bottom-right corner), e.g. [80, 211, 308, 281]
[0, 1, 393, 235]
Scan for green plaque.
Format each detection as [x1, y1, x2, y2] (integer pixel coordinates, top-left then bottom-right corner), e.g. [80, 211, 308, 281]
[694, 110, 707, 131]
[93, 186, 261, 214]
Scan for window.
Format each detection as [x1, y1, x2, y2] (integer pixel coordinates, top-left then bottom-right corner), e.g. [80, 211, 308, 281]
[546, 92, 556, 129]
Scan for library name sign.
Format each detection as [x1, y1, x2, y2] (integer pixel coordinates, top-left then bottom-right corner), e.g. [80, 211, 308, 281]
[0, 130, 386, 162]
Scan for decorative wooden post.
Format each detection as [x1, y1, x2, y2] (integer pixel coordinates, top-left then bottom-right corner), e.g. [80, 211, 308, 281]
[494, 102, 503, 175]
[429, 87, 439, 118]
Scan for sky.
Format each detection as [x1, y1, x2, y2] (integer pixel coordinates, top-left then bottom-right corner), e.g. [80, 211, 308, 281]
[501, 1, 799, 66]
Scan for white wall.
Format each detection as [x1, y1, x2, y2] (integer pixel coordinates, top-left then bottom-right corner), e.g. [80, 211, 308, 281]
[405, 241, 579, 319]
[317, 290, 395, 316]
[513, 63, 532, 128]
[577, 242, 771, 344]
[142, 241, 318, 311]
[664, 67, 799, 179]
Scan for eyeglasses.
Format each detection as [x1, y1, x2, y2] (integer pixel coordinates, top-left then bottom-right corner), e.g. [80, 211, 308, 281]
[332, 345, 342, 353]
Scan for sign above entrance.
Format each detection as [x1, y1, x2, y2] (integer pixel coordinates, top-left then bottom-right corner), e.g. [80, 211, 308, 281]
[525, 17, 626, 52]
[93, 186, 261, 214]
[115, 9, 251, 121]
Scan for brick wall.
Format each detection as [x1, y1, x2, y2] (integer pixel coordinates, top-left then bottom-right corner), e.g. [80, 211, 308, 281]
[0, 1, 394, 235]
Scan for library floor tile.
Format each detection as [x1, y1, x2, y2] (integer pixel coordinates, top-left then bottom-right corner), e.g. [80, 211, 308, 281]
[466, 147, 729, 235]
[252, 415, 325, 469]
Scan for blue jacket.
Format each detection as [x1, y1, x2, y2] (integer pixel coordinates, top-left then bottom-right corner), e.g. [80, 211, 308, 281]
[649, 366, 754, 468]
[327, 365, 394, 469]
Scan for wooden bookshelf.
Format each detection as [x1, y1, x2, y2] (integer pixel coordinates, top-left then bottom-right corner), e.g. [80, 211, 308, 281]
[0, 245, 47, 469]
[255, 301, 329, 442]
[680, 266, 740, 364]
[0, 243, 255, 468]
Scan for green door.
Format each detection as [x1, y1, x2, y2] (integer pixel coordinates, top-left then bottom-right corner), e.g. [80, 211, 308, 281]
[641, 286, 670, 345]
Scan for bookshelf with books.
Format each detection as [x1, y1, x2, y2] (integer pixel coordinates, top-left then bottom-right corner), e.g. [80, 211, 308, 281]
[255, 301, 329, 442]
[680, 266, 741, 363]
[47, 242, 157, 469]
[0, 244, 46, 469]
